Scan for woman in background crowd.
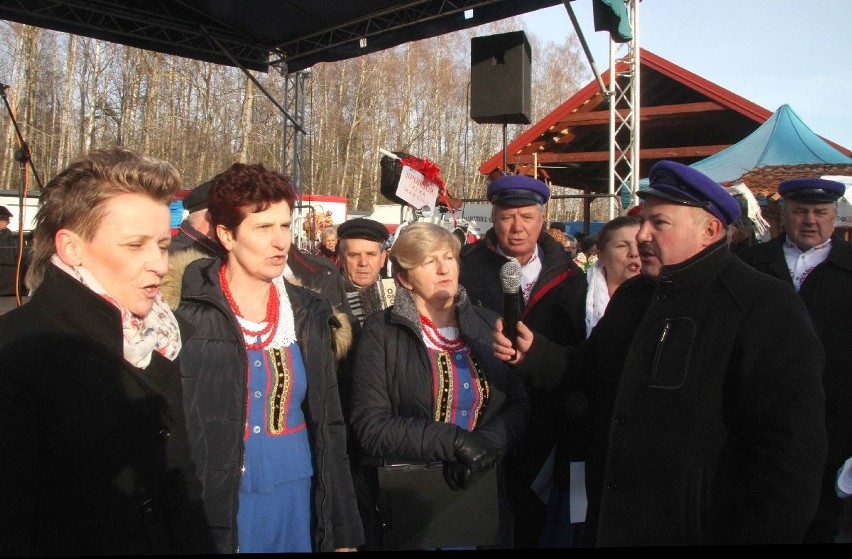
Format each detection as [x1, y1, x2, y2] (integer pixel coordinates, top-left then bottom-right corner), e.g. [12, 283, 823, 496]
[583, 216, 642, 336]
[539, 215, 641, 548]
[164, 162, 362, 553]
[349, 222, 529, 549]
[316, 225, 339, 266]
[0, 148, 212, 556]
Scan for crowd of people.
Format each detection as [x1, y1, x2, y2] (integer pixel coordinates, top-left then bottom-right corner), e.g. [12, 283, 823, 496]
[0, 147, 849, 554]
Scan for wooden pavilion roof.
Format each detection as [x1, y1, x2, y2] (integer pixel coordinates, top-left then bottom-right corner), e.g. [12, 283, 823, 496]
[479, 49, 850, 195]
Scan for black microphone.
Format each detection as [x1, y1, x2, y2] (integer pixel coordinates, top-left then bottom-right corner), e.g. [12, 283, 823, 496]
[499, 261, 523, 350]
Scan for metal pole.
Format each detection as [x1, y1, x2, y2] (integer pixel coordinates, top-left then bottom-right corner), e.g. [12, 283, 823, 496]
[562, 0, 610, 98]
[502, 122, 508, 173]
[630, 0, 642, 208]
[281, 69, 291, 175]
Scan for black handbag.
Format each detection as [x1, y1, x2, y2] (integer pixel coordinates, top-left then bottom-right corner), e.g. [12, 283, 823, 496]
[377, 462, 499, 550]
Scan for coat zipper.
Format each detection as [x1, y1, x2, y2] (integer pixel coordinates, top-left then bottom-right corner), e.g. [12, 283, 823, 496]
[651, 320, 672, 382]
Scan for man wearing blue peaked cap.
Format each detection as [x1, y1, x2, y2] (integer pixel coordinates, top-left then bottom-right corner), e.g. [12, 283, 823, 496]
[460, 171, 588, 548]
[777, 177, 845, 203]
[738, 174, 850, 544]
[496, 159, 827, 546]
[638, 160, 741, 226]
[486, 174, 551, 207]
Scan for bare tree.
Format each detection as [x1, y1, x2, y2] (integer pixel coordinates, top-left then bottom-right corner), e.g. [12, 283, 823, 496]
[0, 16, 590, 222]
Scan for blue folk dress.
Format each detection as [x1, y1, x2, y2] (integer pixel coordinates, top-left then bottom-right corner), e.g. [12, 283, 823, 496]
[235, 309, 313, 552]
[423, 324, 490, 551]
[425, 332, 487, 431]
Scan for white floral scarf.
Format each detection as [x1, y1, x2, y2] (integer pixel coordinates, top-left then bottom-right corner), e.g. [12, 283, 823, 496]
[50, 254, 182, 368]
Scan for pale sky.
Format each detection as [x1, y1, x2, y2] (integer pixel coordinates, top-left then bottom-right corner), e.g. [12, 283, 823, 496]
[518, 0, 852, 151]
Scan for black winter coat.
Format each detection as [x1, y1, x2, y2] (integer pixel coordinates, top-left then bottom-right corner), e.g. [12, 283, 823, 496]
[348, 286, 529, 546]
[518, 240, 828, 546]
[0, 264, 212, 556]
[460, 230, 588, 490]
[173, 256, 363, 552]
[287, 245, 353, 322]
[738, 234, 852, 539]
[169, 221, 224, 258]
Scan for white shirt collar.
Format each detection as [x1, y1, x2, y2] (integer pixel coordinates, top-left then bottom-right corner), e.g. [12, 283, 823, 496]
[782, 236, 831, 292]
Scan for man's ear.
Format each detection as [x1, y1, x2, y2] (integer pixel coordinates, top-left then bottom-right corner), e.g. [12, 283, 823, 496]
[55, 229, 83, 266]
[380, 250, 388, 267]
[702, 216, 724, 245]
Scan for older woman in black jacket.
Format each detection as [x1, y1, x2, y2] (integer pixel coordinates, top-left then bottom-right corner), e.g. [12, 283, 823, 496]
[349, 222, 529, 550]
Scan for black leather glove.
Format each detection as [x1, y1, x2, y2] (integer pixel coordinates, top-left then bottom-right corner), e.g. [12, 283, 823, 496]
[453, 428, 499, 473]
[443, 460, 471, 491]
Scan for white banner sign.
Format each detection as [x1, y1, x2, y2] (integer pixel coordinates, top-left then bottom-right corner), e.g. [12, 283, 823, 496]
[396, 165, 438, 211]
[824, 175, 852, 227]
[461, 202, 494, 233]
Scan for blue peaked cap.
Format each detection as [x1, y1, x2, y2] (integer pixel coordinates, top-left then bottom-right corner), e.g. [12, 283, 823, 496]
[486, 175, 550, 207]
[638, 160, 741, 225]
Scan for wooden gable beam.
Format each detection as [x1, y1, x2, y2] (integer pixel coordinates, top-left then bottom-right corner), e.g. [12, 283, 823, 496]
[546, 101, 726, 129]
[508, 144, 731, 164]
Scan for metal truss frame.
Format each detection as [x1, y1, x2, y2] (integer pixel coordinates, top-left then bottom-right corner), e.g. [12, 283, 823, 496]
[272, 0, 506, 68]
[606, 0, 640, 219]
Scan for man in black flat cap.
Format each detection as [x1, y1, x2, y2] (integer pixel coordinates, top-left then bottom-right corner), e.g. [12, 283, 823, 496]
[738, 177, 852, 543]
[494, 161, 827, 546]
[336, 218, 393, 326]
[459, 174, 587, 549]
[170, 180, 223, 257]
[333, 217, 394, 549]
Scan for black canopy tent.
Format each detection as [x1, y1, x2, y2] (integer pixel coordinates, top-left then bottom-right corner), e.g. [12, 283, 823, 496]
[0, 0, 561, 72]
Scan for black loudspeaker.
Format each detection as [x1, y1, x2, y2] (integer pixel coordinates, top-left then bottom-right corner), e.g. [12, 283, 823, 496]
[470, 31, 531, 125]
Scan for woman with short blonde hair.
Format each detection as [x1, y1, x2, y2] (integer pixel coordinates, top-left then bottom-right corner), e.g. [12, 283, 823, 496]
[0, 147, 212, 556]
[349, 221, 529, 550]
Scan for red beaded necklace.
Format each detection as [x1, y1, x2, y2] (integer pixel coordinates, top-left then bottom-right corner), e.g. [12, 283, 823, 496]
[419, 312, 465, 352]
[219, 264, 280, 349]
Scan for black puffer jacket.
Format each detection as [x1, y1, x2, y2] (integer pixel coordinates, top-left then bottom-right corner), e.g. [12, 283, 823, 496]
[167, 255, 363, 552]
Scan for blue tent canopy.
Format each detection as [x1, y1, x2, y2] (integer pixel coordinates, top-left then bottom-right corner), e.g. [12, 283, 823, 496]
[634, 104, 852, 197]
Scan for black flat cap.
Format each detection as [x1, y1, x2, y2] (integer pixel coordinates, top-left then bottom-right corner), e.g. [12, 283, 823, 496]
[337, 218, 389, 244]
[184, 181, 212, 213]
[0, 205, 11, 219]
